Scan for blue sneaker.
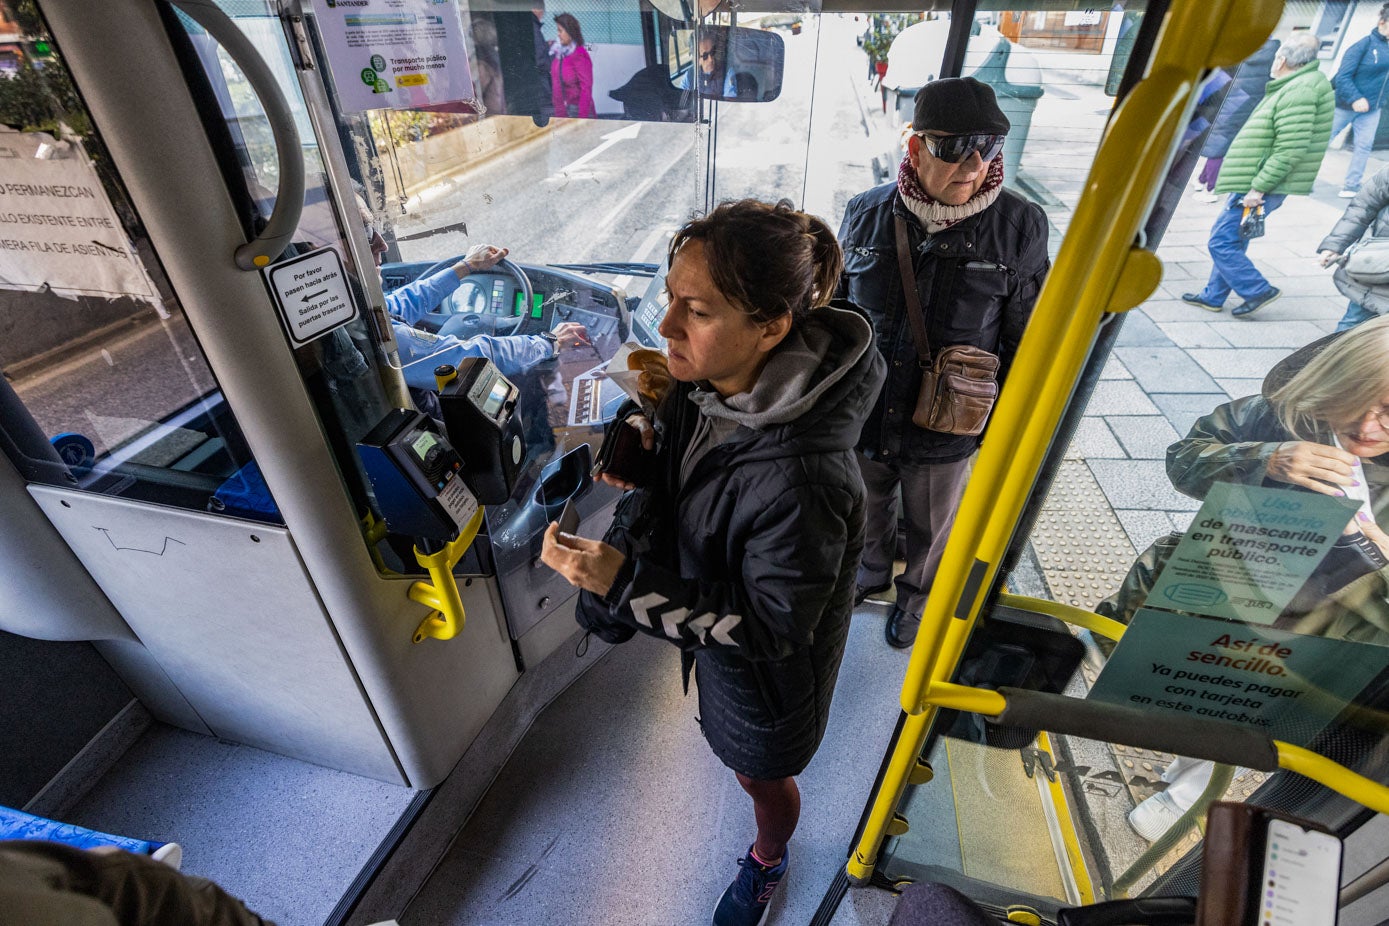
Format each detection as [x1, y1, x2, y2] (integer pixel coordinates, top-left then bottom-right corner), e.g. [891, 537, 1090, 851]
[713, 846, 788, 926]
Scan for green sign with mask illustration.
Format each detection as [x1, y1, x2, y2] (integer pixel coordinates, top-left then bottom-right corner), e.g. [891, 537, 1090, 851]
[1146, 482, 1357, 625]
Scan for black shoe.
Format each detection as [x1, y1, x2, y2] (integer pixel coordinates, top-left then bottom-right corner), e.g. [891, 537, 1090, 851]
[855, 580, 892, 605]
[1180, 292, 1224, 312]
[1231, 286, 1281, 318]
[885, 606, 920, 649]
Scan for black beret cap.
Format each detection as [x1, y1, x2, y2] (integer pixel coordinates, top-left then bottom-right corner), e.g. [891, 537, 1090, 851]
[912, 77, 1010, 135]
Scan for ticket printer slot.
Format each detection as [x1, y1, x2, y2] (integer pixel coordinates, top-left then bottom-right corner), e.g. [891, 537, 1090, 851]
[435, 358, 526, 505]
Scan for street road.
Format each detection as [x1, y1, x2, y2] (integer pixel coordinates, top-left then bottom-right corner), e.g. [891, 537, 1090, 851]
[393, 16, 885, 271]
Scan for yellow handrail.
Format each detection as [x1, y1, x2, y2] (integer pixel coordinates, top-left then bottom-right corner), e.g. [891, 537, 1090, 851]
[848, 0, 1285, 883]
[996, 593, 1128, 643]
[1279, 742, 1389, 817]
[409, 506, 485, 643]
[933, 684, 1389, 821]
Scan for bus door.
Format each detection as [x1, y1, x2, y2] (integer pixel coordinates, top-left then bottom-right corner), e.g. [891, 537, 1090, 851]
[825, 0, 1389, 921]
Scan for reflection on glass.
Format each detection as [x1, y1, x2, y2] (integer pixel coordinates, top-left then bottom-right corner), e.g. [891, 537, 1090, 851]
[0, 0, 275, 522]
[671, 26, 785, 102]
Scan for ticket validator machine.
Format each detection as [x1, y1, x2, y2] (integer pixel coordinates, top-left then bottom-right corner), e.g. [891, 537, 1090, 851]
[434, 358, 526, 506]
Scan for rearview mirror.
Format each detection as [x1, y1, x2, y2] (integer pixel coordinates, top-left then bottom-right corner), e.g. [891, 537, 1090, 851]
[668, 25, 784, 103]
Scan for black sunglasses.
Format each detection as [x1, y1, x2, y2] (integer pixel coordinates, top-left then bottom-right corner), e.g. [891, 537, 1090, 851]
[699, 50, 715, 60]
[917, 132, 1005, 164]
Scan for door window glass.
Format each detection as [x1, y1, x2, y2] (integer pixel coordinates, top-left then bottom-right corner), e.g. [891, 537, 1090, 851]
[0, 0, 278, 523]
[879, 0, 1389, 906]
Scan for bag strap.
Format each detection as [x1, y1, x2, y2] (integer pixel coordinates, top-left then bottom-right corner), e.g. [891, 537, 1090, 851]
[894, 212, 933, 365]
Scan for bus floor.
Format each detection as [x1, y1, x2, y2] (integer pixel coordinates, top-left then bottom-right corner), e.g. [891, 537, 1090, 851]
[59, 718, 417, 925]
[398, 608, 910, 926]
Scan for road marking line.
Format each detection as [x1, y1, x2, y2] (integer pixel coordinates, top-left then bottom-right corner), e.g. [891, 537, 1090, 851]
[554, 123, 642, 176]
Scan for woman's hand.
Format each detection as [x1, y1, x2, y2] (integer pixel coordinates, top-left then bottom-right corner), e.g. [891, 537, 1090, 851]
[1319, 250, 1342, 268]
[540, 522, 625, 595]
[1348, 512, 1389, 561]
[594, 414, 655, 490]
[1266, 441, 1358, 495]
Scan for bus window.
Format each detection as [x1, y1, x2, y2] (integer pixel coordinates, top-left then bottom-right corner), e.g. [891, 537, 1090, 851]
[873, 0, 1389, 907]
[168, 2, 401, 532]
[0, 1, 278, 523]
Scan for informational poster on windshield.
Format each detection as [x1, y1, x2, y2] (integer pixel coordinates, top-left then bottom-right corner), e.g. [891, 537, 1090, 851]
[1089, 609, 1386, 746]
[311, 0, 474, 113]
[0, 130, 159, 304]
[1145, 482, 1356, 625]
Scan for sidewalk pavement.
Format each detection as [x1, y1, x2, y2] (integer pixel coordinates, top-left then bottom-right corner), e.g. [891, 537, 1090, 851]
[1048, 145, 1379, 605]
[847, 62, 1368, 604]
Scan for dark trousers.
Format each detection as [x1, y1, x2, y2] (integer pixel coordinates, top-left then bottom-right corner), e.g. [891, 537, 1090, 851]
[855, 453, 971, 616]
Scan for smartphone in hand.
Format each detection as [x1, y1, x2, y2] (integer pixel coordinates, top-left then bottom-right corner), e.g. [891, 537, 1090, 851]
[557, 498, 580, 536]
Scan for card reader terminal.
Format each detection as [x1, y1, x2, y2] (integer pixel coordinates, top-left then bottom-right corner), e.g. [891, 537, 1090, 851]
[435, 357, 526, 505]
[358, 409, 479, 542]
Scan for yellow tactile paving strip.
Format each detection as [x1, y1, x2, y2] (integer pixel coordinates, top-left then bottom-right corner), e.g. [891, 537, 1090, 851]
[1030, 459, 1137, 611]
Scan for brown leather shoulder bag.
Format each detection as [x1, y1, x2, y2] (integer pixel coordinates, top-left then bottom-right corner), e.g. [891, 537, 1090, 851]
[894, 214, 1000, 436]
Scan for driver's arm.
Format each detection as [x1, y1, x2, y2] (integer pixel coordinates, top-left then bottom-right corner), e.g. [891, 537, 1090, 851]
[393, 326, 554, 390]
[384, 245, 509, 326]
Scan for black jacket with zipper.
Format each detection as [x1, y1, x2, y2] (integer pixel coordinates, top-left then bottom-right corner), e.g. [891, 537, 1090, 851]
[837, 181, 1049, 465]
[575, 302, 885, 778]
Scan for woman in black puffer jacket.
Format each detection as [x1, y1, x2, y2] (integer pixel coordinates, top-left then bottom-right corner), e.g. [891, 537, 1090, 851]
[541, 199, 885, 926]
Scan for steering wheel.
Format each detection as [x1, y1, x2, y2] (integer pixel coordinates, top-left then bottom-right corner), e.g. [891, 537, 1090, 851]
[413, 255, 535, 340]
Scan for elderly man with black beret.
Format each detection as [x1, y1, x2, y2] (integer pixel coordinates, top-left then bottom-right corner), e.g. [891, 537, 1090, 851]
[838, 77, 1050, 648]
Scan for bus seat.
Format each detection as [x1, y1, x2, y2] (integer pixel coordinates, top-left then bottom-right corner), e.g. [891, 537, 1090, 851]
[212, 461, 281, 521]
[0, 805, 182, 869]
[887, 882, 1001, 925]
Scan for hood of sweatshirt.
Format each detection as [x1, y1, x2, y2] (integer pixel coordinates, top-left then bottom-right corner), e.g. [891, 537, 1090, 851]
[684, 300, 886, 462]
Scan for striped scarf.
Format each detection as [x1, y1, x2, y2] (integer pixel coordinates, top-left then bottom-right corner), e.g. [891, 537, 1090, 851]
[896, 152, 1004, 233]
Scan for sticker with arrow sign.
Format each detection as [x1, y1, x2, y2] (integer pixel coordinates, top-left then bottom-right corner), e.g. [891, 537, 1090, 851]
[265, 246, 358, 347]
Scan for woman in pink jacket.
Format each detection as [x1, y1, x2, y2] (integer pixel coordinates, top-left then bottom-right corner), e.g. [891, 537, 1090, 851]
[551, 13, 595, 118]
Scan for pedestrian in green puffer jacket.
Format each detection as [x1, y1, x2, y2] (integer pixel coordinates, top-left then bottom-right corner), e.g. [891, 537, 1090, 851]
[1183, 32, 1336, 319]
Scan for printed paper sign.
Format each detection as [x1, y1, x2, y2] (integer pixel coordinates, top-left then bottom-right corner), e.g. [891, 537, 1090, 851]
[265, 247, 357, 345]
[436, 473, 479, 531]
[311, 0, 474, 113]
[0, 130, 160, 303]
[1089, 609, 1388, 746]
[1146, 482, 1356, 624]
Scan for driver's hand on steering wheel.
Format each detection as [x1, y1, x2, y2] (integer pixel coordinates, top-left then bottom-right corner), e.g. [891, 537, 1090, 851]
[551, 321, 592, 351]
[453, 244, 510, 279]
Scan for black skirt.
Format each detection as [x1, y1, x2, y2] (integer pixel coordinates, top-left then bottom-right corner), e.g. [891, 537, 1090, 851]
[692, 608, 852, 780]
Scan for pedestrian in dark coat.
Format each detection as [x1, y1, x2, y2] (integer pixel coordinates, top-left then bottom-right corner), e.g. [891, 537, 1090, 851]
[541, 199, 885, 926]
[837, 77, 1049, 649]
[1331, 3, 1389, 196]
